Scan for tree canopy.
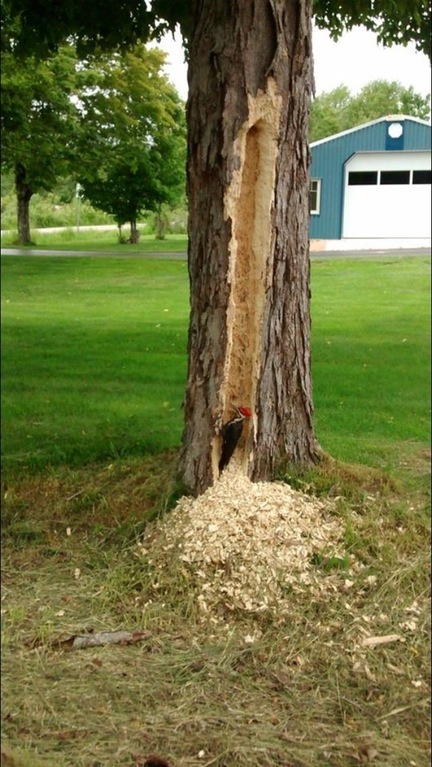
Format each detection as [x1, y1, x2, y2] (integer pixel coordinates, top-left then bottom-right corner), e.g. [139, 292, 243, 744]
[1, 40, 186, 243]
[312, 0, 431, 59]
[310, 79, 431, 142]
[2, 0, 430, 58]
[75, 44, 186, 241]
[1, 43, 79, 241]
[1, 44, 78, 192]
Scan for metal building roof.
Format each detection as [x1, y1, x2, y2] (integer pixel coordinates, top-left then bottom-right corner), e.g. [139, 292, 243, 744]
[310, 114, 431, 148]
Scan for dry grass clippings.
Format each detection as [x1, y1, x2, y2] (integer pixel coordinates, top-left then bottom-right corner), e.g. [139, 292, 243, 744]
[2, 455, 430, 767]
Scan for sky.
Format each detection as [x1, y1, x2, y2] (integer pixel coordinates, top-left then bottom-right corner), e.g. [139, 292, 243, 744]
[158, 25, 431, 108]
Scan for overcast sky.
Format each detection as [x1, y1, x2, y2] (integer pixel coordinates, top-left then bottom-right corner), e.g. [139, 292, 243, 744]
[158, 25, 431, 110]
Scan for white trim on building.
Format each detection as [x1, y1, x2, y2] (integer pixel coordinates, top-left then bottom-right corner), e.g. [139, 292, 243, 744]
[310, 114, 432, 149]
[310, 178, 321, 214]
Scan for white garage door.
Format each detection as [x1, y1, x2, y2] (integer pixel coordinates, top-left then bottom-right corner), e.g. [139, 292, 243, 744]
[342, 151, 431, 238]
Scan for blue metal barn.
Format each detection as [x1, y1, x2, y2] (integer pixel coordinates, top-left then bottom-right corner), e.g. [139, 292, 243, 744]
[309, 115, 431, 242]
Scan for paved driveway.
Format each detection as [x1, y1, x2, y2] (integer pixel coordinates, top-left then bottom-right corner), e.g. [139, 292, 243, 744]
[1, 247, 430, 259]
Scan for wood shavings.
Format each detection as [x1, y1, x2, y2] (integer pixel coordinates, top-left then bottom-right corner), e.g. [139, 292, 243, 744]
[144, 460, 345, 618]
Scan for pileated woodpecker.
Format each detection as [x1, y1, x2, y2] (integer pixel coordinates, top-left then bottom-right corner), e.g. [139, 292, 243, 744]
[219, 405, 252, 474]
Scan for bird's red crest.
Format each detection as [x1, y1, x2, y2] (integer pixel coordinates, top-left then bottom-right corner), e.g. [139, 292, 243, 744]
[238, 406, 251, 418]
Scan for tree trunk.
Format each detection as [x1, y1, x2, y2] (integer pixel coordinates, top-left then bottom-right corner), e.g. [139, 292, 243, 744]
[155, 204, 167, 239]
[180, 0, 320, 495]
[15, 163, 33, 246]
[129, 219, 140, 243]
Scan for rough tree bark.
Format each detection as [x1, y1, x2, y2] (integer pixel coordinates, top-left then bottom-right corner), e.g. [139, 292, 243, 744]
[180, 0, 320, 495]
[15, 163, 33, 245]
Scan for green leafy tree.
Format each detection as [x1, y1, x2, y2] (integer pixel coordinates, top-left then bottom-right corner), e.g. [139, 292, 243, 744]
[313, 0, 431, 59]
[2, 0, 429, 493]
[75, 45, 186, 243]
[1, 44, 79, 244]
[311, 80, 431, 142]
[310, 85, 353, 142]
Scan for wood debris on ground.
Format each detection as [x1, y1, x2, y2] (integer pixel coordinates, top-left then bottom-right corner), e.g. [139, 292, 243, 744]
[139, 460, 346, 618]
[28, 630, 151, 651]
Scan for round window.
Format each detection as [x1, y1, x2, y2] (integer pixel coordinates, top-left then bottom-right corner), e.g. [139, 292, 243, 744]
[388, 122, 403, 139]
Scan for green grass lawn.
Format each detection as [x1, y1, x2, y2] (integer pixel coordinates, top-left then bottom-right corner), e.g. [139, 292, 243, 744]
[311, 256, 431, 470]
[1, 256, 189, 472]
[1, 253, 430, 476]
[1, 253, 430, 767]
[1, 228, 188, 252]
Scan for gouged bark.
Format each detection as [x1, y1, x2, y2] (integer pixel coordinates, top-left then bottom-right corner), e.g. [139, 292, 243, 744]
[181, 0, 319, 495]
[214, 82, 282, 476]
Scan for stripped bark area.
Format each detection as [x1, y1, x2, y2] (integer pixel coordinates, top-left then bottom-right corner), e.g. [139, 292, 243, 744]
[181, 0, 319, 495]
[218, 83, 282, 476]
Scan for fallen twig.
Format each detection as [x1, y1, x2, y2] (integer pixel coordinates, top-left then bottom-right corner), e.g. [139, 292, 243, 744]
[59, 629, 151, 649]
[26, 629, 152, 651]
[360, 634, 404, 648]
[65, 489, 85, 502]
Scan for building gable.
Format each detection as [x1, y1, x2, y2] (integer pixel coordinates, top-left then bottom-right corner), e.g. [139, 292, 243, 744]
[309, 116, 431, 241]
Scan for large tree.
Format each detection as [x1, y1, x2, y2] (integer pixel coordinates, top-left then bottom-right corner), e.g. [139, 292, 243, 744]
[75, 45, 186, 243]
[180, 1, 318, 492]
[310, 80, 431, 142]
[3, 0, 429, 493]
[1, 44, 79, 244]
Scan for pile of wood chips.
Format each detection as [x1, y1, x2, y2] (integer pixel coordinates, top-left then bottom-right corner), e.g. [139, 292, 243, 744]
[145, 460, 345, 618]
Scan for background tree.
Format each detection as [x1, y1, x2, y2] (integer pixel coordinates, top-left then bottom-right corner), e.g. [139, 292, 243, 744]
[309, 85, 353, 142]
[2, 0, 428, 494]
[1, 44, 79, 244]
[75, 45, 186, 243]
[310, 79, 431, 142]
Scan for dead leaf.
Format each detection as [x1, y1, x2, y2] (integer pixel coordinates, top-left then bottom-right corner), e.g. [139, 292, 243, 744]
[272, 670, 291, 688]
[356, 744, 379, 762]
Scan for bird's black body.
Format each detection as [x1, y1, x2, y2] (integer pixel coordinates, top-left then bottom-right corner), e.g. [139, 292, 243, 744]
[218, 413, 246, 473]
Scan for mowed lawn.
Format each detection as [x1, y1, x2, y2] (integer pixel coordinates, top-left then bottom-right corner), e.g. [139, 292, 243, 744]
[1, 252, 430, 767]
[311, 255, 431, 470]
[1, 256, 189, 472]
[1, 253, 430, 475]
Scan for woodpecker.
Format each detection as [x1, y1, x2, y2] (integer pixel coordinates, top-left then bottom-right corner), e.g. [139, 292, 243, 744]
[219, 405, 252, 474]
